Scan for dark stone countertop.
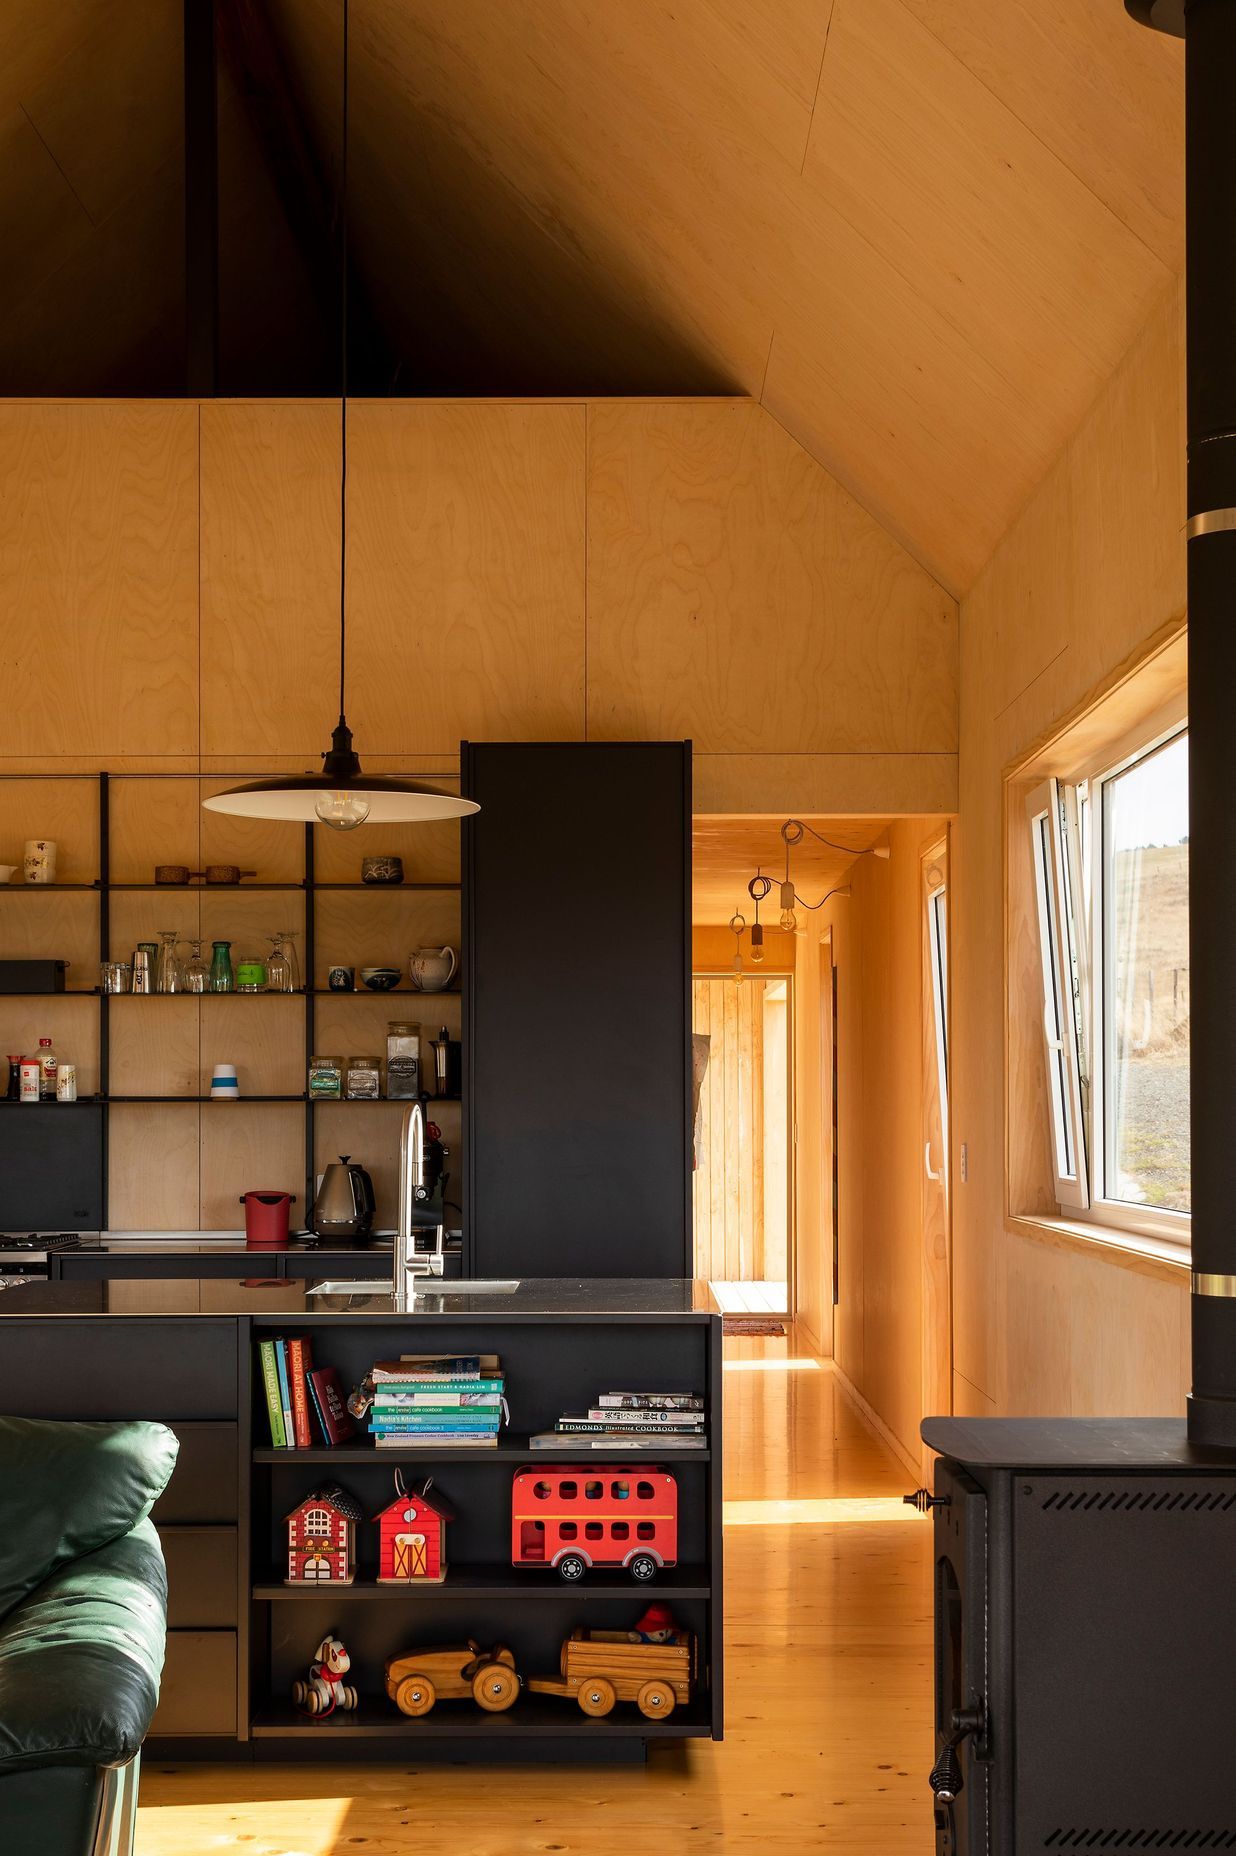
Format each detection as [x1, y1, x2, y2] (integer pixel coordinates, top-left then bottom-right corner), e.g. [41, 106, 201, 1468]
[0, 1275, 719, 1321]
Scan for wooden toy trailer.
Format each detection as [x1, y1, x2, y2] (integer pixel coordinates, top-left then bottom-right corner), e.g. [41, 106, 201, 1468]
[527, 1628, 694, 1720]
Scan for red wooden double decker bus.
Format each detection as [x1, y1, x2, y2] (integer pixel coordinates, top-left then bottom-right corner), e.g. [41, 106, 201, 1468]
[511, 1467, 678, 1582]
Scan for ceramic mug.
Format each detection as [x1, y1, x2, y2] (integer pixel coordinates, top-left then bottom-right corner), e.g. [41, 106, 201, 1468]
[210, 1062, 240, 1100]
[24, 840, 56, 884]
[408, 946, 458, 994]
[328, 966, 356, 992]
[0, 865, 14, 884]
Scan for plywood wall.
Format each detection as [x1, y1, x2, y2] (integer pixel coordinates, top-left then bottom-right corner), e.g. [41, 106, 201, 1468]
[952, 279, 1190, 1419]
[0, 395, 957, 1232]
[0, 396, 957, 815]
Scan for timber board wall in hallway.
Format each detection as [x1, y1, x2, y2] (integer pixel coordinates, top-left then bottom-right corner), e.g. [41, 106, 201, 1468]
[801, 816, 948, 1470]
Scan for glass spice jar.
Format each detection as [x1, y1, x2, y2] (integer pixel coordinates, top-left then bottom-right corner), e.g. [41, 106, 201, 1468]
[308, 1054, 344, 1100]
[345, 1054, 381, 1100]
[235, 950, 267, 994]
[386, 1021, 421, 1099]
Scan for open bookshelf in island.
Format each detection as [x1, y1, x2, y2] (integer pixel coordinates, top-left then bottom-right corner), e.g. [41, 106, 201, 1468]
[0, 1279, 722, 1762]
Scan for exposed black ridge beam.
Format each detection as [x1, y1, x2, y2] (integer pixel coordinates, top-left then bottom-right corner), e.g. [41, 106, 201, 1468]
[215, 0, 390, 392]
[184, 0, 220, 393]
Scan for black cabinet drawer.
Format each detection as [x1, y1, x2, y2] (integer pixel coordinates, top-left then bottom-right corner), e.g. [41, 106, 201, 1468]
[152, 1631, 238, 1737]
[0, 1319, 238, 1419]
[152, 1423, 239, 1523]
[160, 1527, 238, 1628]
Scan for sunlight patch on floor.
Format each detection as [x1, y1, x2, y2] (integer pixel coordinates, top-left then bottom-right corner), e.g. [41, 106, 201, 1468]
[722, 1356, 821, 1372]
[724, 1495, 923, 1525]
[136, 1796, 351, 1856]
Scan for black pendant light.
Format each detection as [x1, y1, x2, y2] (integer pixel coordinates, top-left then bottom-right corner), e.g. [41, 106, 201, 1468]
[203, 0, 478, 831]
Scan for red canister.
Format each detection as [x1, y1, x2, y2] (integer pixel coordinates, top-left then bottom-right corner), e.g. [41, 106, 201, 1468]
[240, 1190, 296, 1249]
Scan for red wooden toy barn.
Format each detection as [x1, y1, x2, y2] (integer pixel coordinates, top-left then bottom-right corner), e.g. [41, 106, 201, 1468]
[284, 1485, 363, 1586]
[372, 1476, 454, 1585]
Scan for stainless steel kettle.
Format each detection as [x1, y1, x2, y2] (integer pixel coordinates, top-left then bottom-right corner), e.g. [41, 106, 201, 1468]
[309, 1155, 376, 1244]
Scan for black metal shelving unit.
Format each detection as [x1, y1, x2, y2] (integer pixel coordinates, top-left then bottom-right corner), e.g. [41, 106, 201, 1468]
[0, 770, 463, 1227]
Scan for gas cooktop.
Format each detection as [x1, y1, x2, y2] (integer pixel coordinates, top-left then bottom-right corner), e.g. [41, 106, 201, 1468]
[0, 1232, 95, 1268]
[0, 1232, 91, 1251]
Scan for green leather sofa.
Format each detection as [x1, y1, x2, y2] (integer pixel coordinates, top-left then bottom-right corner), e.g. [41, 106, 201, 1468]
[0, 1416, 178, 1855]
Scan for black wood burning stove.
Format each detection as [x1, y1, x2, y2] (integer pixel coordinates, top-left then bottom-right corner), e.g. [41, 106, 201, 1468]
[912, 6, 1236, 1842]
[920, 1419, 1236, 1848]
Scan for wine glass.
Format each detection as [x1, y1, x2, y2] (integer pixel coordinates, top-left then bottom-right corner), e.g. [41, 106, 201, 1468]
[182, 939, 209, 994]
[265, 934, 293, 994]
[270, 930, 301, 993]
[156, 930, 184, 995]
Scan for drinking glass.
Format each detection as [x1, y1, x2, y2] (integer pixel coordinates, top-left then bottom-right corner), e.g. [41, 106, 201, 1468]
[156, 930, 184, 995]
[264, 936, 291, 994]
[270, 930, 301, 993]
[182, 939, 209, 994]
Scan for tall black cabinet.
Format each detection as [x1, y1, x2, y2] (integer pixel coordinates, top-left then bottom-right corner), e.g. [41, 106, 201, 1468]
[461, 742, 692, 1279]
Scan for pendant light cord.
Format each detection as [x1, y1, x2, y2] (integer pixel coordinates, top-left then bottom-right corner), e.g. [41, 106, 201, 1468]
[338, 0, 349, 726]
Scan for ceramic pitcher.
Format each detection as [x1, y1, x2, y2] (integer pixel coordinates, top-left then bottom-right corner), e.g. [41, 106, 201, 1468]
[408, 946, 457, 993]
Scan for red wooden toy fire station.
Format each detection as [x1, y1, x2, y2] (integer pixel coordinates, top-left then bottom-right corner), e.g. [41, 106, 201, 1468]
[284, 1485, 363, 1585]
[511, 1466, 678, 1581]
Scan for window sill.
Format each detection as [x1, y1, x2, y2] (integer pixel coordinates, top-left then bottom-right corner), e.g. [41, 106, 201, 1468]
[1005, 1213, 1190, 1287]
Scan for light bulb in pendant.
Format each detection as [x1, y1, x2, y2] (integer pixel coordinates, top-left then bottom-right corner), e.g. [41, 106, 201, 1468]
[732, 953, 744, 985]
[750, 922, 765, 964]
[314, 788, 371, 831]
[779, 881, 797, 932]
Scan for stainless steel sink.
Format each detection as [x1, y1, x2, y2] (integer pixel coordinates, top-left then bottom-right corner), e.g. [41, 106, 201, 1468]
[306, 1278, 520, 1297]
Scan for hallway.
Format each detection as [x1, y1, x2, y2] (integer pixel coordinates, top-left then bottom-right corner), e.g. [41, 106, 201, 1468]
[136, 1335, 935, 1854]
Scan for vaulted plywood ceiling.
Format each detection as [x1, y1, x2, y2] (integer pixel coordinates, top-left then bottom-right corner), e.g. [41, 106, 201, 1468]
[294, 0, 1185, 592]
[0, 1, 1184, 594]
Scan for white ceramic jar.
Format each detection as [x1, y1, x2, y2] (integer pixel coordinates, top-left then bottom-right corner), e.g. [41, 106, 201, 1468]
[24, 839, 56, 884]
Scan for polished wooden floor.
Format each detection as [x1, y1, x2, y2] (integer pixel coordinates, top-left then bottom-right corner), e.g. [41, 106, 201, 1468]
[137, 1335, 935, 1854]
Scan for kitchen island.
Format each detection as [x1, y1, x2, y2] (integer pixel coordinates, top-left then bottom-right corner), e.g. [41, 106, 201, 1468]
[0, 1275, 722, 1761]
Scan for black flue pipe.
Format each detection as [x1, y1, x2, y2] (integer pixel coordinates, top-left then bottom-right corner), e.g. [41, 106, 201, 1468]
[1128, 0, 1236, 1446]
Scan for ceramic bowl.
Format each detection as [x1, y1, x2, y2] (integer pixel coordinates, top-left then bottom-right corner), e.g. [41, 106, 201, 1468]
[361, 855, 404, 885]
[360, 966, 401, 992]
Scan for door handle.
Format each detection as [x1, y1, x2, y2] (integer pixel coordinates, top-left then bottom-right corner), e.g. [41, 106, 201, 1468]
[925, 1140, 944, 1182]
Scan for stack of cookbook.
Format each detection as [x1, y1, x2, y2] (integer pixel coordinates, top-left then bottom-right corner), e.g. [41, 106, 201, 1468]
[367, 1353, 506, 1448]
[529, 1389, 707, 1450]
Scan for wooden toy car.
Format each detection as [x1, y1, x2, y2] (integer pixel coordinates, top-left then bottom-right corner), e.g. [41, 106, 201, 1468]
[384, 1640, 520, 1716]
[527, 1627, 694, 1720]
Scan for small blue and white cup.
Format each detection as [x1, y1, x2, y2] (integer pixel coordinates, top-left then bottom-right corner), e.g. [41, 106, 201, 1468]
[210, 1062, 240, 1100]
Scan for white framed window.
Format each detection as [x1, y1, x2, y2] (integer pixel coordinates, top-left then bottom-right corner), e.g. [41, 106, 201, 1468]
[926, 875, 949, 1171]
[1027, 779, 1090, 1210]
[1026, 720, 1190, 1249]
